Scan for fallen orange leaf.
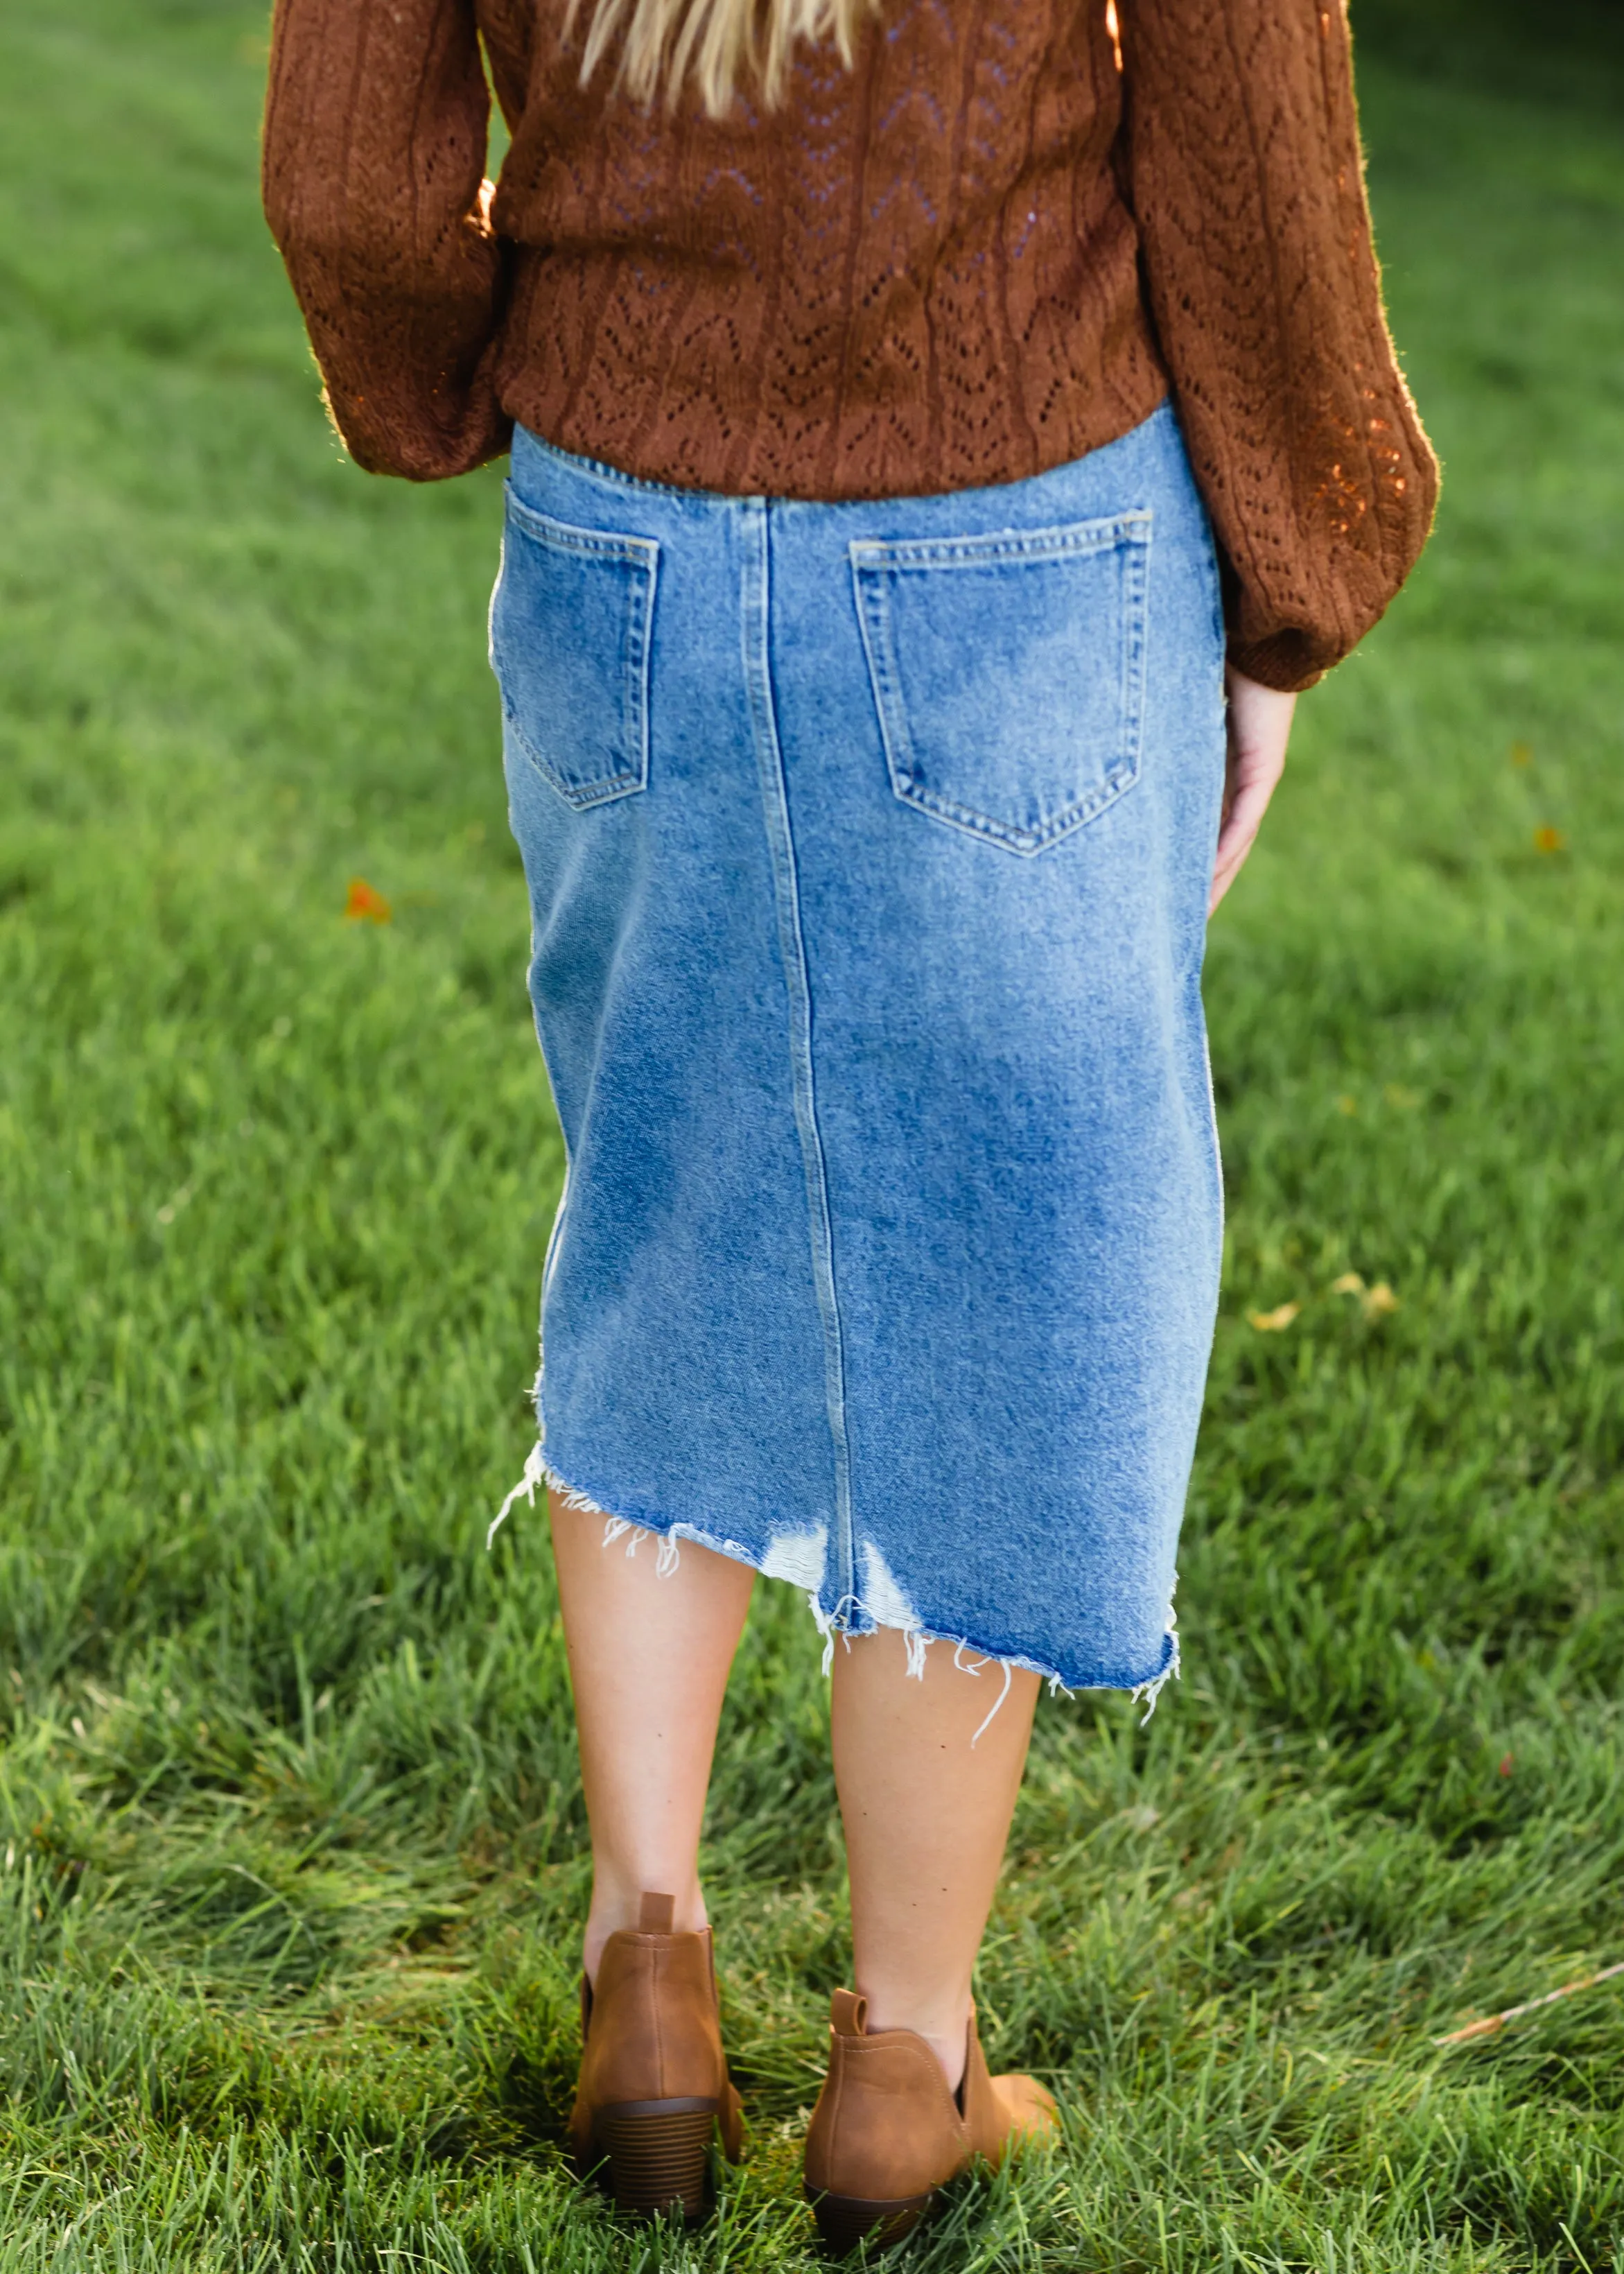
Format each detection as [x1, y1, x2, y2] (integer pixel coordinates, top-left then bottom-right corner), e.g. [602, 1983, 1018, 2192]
[344, 876, 392, 923]
[1247, 1302, 1300, 1333]
[1533, 826, 1566, 853]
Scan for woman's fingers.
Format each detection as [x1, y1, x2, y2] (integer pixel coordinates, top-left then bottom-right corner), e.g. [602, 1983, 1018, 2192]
[1210, 668, 1296, 914]
[1210, 767, 1274, 905]
[1217, 758, 1275, 868]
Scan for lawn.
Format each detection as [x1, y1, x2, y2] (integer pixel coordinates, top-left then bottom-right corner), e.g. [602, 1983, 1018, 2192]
[0, 3, 1621, 2266]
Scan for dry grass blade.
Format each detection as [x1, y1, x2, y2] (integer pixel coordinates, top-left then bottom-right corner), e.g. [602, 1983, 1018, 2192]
[1434, 1960, 1624, 2048]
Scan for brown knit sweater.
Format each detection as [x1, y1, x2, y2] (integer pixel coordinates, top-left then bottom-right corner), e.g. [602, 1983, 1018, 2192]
[263, 0, 1437, 690]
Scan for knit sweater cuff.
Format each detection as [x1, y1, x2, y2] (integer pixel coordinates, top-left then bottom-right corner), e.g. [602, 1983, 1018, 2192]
[1225, 634, 1327, 697]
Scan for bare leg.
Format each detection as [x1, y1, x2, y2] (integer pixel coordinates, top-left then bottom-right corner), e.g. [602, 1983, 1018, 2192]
[549, 1488, 756, 1984]
[831, 1629, 1040, 2092]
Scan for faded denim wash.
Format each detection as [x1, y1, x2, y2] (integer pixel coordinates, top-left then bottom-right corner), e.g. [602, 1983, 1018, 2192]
[492, 401, 1227, 1703]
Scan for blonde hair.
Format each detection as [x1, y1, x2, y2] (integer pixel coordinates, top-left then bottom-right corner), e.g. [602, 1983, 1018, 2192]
[568, 0, 875, 116]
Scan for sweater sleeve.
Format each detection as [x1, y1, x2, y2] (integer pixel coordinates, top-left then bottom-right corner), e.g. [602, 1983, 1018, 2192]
[262, 0, 511, 480]
[1117, 0, 1438, 690]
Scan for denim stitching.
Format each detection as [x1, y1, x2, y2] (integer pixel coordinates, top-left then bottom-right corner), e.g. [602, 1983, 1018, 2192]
[496, 485, 659, 808]
[850, 555, 916, 810]
[740, 499, 856, 1617]
[513, 425, 749, 505]
[890, 771, 1137, 854]
[620, 536, 658, 799]
[850, 511, 1153, 856]
[503, 487, 663, 565]
[848, 510, 1151, 573]
[1118, 510, 1151, 800]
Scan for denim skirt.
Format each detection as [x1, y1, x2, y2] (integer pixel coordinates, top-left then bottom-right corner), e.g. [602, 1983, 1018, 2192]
[491, 401, 1226, 1703]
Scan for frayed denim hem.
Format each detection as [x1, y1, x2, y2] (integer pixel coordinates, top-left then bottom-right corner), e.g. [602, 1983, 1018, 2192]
[489, 1440, 1181, 1732]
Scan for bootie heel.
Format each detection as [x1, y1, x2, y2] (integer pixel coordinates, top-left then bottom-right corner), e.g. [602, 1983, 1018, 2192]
[591, 2097, 724, 2219]
[810, 2184, 934, 2254]
[803, 1990, 1057, 2255]
[568, 1892, 744, 2223]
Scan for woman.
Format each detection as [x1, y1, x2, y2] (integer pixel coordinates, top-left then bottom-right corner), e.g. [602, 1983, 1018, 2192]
[263, 0, 1435, 2246]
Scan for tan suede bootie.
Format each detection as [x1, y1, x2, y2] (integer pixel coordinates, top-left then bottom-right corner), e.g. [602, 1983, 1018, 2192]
[803, 1989, 1057, 2252]
[567, 1892, 744, 2221]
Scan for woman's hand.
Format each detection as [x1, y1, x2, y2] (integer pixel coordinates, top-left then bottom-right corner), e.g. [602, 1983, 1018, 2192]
[1210, 666, 1295, 914]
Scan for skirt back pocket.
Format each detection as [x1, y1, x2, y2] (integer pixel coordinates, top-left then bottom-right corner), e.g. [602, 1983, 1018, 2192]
[849, 511, 1151, 856]
[491, 486, 660, 810]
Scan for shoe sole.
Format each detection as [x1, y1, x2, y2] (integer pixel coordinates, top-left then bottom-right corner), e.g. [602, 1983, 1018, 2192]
[807, 2185, 934, 2254]
[590, 2097, 719, 2221]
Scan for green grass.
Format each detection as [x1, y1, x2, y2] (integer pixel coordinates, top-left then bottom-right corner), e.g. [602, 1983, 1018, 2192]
[1, 3, 1622, 2265]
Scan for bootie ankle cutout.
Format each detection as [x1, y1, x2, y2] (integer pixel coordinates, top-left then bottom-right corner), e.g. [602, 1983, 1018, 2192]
[568, 1891, 744, 2221]
[803, 1988, 1057, 2253]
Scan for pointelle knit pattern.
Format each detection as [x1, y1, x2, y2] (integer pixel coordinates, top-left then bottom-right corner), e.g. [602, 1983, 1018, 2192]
[263, 0, 1438, 689]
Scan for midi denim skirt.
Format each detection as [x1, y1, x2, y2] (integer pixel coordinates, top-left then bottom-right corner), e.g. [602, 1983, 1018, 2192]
[491, 402, 1227, 1703]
